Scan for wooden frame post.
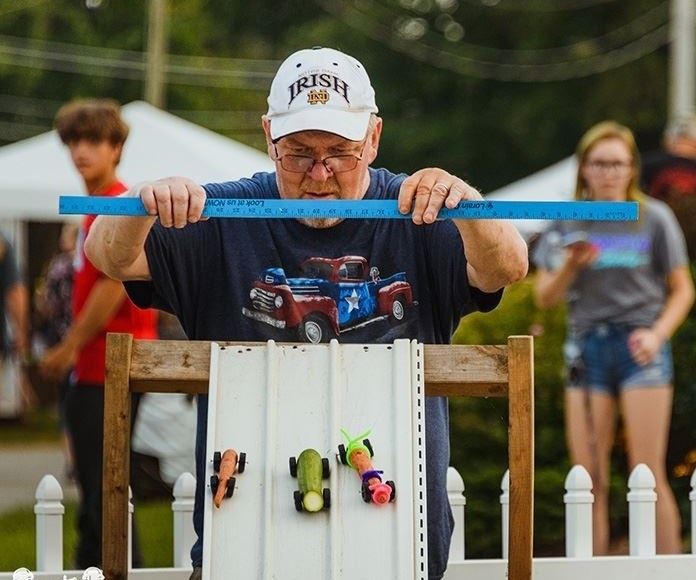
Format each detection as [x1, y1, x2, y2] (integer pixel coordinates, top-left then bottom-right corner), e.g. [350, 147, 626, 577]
[508, 336, 535, 580]
[102, 334, 534, 580]
[103, 333, 134, 580]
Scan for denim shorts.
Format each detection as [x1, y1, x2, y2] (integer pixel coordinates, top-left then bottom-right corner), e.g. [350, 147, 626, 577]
[564, 323, 673, 395]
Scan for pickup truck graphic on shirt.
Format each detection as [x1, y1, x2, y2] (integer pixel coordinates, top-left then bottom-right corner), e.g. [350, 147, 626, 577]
[242, 256, 414, 343]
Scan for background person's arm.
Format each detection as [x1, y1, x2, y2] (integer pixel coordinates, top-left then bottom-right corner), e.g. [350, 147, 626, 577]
[534, 242, 599, 309]
[5, 281, 29, 359]
[629, 266, 695, 366]
[39, 278, 126, 380]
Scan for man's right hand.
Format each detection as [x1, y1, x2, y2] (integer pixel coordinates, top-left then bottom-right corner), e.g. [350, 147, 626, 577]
[137, 177, 208, 228]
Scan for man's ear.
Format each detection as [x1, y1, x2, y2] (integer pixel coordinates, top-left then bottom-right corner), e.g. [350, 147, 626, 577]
[262, 116, 275, 159]
[366, 117, 383, 164]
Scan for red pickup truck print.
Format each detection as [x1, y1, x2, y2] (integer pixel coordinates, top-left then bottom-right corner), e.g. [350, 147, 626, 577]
[242, 256, 414, 343]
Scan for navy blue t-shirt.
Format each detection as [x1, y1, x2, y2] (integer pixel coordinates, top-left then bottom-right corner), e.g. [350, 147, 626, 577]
[126, 167, 501, 578]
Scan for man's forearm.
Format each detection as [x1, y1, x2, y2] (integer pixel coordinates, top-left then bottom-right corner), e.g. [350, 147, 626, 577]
[455, 220, 528, 291]
[85, 214, 156, 280]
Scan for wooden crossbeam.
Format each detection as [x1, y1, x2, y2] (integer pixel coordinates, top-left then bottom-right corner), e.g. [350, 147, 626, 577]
[103, 335, 534, 580]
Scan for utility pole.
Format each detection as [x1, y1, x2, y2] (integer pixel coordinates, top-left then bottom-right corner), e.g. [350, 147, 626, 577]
[669, 0, 695, 121]
[145, 0, 167, 108]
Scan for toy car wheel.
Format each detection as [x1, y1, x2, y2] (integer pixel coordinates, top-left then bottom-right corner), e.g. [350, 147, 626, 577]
[337, 444, 348, 465]
[323, 488, 331, 509]
[322, 457, 330, 479]
[226, 477, 236, 498]
[387, 480, 396, 502]
[289, 456, 297, 477]
[298, 313, 336, 344]
[363, 438, 374, 457]
[237, 452, 246, 474]
[391, 295, 406, 321]
[210, 474, 219, 495]
[361, 480, 372, 503]
[294, 490, 304, 512]
[213, 451, 221, 473]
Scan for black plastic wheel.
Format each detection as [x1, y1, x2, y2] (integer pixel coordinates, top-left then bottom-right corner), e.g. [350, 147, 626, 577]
[294, 490, 304, 512]
[210, 474, 219, 495]
[226, 477, 236, 498]
[322, 457, 330, 479]
[213, 451, 221, 473]
[289, 456, 297, 477]
[237, 452, 246, 474]
[323, 488, 331, 509]
[337, 444, 347, 465]
[363, 439, 374, 457]
[361, 481, 372, 503]
[387, 480, 396, 502]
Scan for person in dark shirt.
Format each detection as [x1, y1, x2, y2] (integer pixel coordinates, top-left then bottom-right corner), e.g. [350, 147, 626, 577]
[642, 116, 696, 258]
[0, 234, 30, 414]
[84, 47, 528, 580]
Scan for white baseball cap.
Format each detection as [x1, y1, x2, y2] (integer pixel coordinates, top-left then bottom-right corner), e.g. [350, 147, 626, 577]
[266, 47, 378, 142]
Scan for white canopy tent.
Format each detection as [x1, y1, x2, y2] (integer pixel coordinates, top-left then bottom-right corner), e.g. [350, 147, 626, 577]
[0, 100, 274, 223]
[486, 156, 577, 238]
[0, 102, 274, 417]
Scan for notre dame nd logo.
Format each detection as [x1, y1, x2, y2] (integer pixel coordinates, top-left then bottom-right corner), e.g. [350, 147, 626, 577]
[307, 89, 330, 105]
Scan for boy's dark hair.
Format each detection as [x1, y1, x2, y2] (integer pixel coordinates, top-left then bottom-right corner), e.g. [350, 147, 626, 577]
[54, 99, 129, 146]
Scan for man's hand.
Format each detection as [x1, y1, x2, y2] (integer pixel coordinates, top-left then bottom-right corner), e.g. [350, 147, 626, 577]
[138, 177, 208, 228]
[398, 168, 481, 225]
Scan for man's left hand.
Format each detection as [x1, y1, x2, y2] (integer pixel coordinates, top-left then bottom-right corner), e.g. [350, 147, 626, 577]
[398, 168, 481, 224]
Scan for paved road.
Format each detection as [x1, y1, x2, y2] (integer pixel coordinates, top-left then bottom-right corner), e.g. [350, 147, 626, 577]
[0, 444, 78, 514]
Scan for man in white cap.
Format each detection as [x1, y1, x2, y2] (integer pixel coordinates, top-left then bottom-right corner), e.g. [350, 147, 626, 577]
[86, 47, 528, 580]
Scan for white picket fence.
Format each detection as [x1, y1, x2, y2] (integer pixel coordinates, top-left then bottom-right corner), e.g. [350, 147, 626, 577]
[2, 464, 696, 579]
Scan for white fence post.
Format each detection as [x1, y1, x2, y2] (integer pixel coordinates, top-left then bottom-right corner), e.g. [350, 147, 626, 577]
[129, 486, 134, 570]
[34, 474, 64, 571]
[500, 469, 510, 560]
[690, 469, 696, 555]
[564, 465, 593, 558]
[627, 463, 656, 556]
[173, 472, 197, 568]
[447, 466, 466, 561]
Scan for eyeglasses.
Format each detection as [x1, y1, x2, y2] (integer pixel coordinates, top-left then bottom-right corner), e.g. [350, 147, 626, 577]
[273, 142, 366, 174]
[584, 160, 633, 174]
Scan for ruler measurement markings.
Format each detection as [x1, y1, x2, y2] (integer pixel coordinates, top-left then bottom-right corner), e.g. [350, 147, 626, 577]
[59, 196, 639, 221]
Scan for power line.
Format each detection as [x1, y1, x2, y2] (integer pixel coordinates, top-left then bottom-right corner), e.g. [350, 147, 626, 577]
[0, 34, 280, 70]
[0, 118, 50, 141]
[0, 0, 47, 17]
[390, 1, 670, 63]
[0, 93, 63, 119]
[0, 34, 278, 89]
[458, 0, 619, 12]
[317, 0, 670, 81]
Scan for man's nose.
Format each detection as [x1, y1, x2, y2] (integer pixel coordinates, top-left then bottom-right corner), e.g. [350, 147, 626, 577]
[307, 160, 333, 181]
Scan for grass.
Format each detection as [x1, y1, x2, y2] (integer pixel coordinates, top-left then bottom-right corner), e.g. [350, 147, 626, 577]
[0, 499, 174, 571]
[0, 407, 62, 447]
